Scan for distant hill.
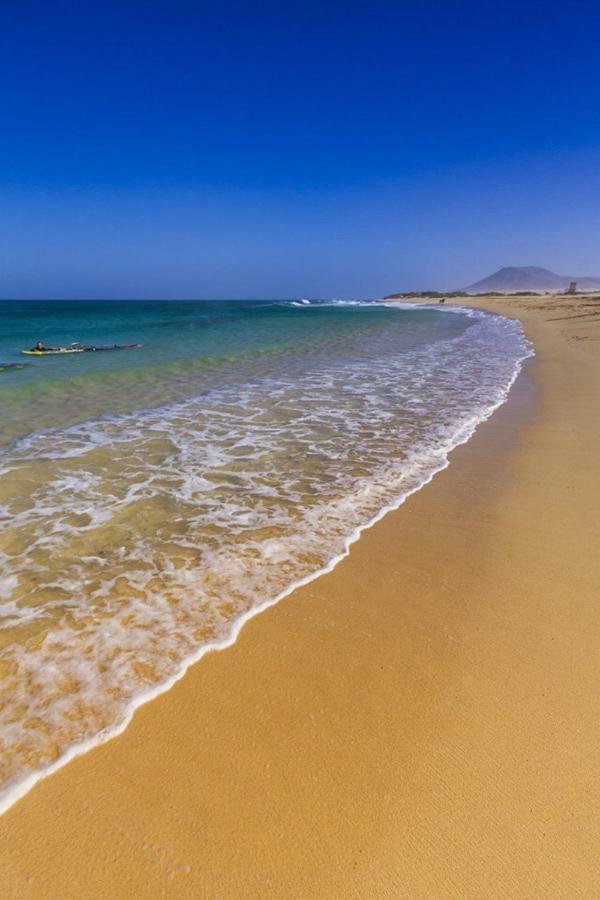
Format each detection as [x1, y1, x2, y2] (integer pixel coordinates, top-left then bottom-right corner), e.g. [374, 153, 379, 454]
[464, 266, 600, 293]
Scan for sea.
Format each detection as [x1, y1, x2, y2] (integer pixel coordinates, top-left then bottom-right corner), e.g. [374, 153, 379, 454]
[0, 298, 531, 810]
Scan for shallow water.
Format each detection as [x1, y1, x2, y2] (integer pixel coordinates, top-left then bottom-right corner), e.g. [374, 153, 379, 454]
[0, 298, 531, 808]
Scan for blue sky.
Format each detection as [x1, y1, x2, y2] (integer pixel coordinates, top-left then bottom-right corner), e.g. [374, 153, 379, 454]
[1, 0, 599, 297]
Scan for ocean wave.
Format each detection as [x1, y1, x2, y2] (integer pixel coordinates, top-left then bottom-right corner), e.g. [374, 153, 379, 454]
[0, 307, 532, 813]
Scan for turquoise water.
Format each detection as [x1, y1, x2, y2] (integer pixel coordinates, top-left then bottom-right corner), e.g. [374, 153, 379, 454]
[0, 299, 530, 811]
[1, 299, 467, 444]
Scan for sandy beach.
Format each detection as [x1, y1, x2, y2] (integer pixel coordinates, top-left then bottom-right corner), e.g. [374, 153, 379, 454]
[1, 293, 599, 898]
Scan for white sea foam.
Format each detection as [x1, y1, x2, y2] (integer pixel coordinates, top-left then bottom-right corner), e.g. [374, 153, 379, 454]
[0, 305, 532, 814]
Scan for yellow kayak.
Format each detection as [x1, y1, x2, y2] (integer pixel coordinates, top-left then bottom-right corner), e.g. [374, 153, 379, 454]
[22, 347, 85, 355]
[22, 343, 141, 356]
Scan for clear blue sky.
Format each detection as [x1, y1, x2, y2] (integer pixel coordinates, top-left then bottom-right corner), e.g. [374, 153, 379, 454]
[1, 0, 599, 298]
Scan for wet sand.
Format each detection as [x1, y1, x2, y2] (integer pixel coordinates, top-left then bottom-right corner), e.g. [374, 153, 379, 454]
[1, 294, 599, 898]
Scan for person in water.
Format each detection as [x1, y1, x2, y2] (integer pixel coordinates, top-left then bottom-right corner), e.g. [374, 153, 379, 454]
[31, 341, 60, 351]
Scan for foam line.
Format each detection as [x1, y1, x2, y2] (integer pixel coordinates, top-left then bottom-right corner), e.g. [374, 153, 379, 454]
[0, 304, 533, 816]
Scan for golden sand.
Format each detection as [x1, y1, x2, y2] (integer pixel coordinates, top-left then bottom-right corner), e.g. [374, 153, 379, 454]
[1, 294, 599, 898]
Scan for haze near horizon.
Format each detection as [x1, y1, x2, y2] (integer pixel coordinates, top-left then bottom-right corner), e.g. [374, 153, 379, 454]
[1, 0, 599, 299]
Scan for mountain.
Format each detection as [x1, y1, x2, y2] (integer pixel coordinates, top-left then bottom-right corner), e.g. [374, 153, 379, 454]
[464, 266, 600, 293]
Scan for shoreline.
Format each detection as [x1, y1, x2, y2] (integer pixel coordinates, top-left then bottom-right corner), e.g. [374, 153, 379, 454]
[0, 302, 530, 819]
[1, 293, 599, 896]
